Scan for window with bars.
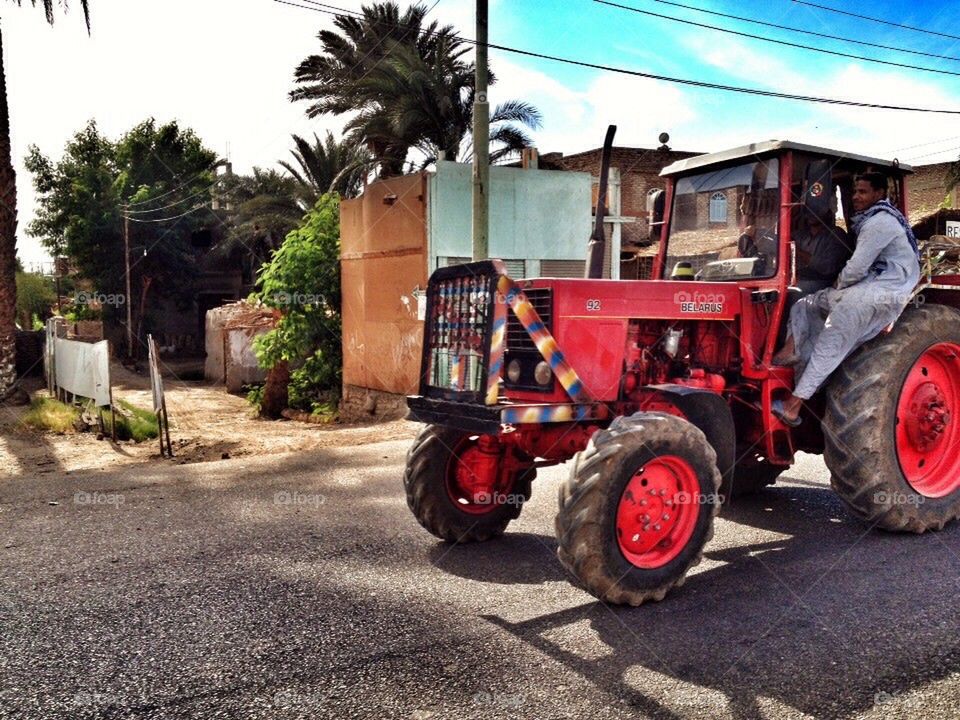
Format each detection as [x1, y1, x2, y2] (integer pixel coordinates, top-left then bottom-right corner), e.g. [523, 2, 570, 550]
[709, 192, 728, 223]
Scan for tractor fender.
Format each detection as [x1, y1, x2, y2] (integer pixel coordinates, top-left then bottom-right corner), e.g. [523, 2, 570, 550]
[645, 384, 736, 492]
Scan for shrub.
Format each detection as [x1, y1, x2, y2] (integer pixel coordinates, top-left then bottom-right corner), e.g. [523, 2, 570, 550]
[252, 193, 342, 414]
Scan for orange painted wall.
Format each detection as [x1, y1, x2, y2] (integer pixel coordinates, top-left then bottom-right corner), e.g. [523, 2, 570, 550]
[340, 174, 429, 394]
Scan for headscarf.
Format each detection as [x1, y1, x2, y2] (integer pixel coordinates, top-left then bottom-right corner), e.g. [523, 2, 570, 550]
[851, 199, 920, 259]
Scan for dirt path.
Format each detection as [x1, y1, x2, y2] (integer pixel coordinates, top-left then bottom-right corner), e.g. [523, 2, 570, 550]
[0, 364, 418, 477]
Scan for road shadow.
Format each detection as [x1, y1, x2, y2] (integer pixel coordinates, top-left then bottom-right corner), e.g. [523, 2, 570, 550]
[429, 532, 567, 585]
[481, 482, 960, 718]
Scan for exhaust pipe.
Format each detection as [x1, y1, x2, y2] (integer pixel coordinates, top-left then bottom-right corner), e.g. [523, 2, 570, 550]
[585, 124, 617, 279]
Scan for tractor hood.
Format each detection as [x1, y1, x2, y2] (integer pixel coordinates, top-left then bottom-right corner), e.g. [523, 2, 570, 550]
[516, 278, 742, 321]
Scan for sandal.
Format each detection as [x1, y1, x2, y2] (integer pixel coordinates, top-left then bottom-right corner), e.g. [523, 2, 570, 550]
[771, 398, 802, 427]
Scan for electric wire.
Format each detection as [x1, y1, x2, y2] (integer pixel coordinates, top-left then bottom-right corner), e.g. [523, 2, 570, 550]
[612, 0, 960, 65]
[792, 0, 960, 44]
[122, 205, 208, 223]
[123, 187, 214, 215]
[273, 0, 960, 115]
[593, 0, 960, 79]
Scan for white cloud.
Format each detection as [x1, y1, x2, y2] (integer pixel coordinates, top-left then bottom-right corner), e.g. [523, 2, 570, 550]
[487, 55, 697, 155]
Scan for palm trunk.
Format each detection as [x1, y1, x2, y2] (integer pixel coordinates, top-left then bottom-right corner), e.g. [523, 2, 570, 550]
[0, 27, 19, 398]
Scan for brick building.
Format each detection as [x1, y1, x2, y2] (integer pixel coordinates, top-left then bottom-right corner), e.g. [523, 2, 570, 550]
[536, 143, 703, 278]
[909, 161, 958, 226]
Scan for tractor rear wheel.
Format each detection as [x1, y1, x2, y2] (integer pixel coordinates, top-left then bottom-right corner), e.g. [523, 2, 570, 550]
[404, 425, 534, 543]
[824, 304, 960, 532]
[555, 413, 721, 605]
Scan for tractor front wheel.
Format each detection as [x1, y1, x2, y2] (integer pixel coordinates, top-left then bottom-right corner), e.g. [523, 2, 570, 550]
[404, 425, 534, 543]
[555, 413, 721, 605]
[824, 304, 960, 532]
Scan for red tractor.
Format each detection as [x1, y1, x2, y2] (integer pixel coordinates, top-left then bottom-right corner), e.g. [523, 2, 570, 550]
[404, 140, 960, 605]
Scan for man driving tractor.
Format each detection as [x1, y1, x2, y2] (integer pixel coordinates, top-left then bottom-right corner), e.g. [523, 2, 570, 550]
[772, 172, 921, 425]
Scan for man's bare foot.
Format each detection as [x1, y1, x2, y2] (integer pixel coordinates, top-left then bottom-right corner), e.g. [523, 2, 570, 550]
[772, 336, 799, 366]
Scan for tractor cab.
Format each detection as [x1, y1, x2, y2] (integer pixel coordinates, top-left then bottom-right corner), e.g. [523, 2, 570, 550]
[656, 139, 911, 292]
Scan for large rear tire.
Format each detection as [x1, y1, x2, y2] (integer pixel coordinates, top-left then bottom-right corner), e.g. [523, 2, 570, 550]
[823, 304, 960, 532]
[555, 413, 721, 605]
[404, 425, 533, 543]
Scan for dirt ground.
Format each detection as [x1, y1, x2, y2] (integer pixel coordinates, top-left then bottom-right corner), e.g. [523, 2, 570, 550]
[0, 362, 418, 477]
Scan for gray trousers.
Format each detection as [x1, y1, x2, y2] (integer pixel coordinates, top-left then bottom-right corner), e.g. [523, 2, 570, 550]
[790, 280, 905, 399]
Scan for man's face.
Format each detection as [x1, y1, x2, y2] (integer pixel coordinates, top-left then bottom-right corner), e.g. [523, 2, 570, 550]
[853, 180, 885, 212]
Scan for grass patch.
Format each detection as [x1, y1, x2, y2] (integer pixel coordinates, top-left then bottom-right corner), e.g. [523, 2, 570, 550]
[18, 396, 80, 433]
[104, 399, 160, 442]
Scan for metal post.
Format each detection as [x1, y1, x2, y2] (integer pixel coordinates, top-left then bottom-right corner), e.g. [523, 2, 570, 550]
[471, 0, 489, 261]
[123, 206, 133, 359]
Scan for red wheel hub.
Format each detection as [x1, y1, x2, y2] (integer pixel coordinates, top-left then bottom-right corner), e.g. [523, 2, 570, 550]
[896, 342, 960, 497]
[616, 455, 701, 569]
[445, 436, 511, 515]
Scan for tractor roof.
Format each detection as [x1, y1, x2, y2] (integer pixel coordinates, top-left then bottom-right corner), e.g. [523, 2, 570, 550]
[660, 139, 914, 177]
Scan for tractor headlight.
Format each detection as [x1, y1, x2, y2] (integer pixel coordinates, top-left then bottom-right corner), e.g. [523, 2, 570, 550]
[534, 361, 552, 386]
[507, 359, 522, 383]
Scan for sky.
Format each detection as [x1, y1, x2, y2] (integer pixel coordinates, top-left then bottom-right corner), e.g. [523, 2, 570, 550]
[8, 0, 960, 265]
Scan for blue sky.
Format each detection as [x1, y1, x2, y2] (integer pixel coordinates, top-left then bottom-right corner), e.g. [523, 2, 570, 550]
[9, 0, 960, 264]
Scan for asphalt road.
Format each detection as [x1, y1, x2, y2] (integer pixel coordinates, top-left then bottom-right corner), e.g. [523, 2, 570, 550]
[2, 436, 960, 719]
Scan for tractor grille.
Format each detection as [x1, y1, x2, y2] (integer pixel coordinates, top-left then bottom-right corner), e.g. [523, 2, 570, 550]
[507, 288, 552, 351]
[422, 263, 499, 401]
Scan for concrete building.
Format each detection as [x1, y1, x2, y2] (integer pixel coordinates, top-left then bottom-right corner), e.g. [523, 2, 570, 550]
[339, 161, 594, 419]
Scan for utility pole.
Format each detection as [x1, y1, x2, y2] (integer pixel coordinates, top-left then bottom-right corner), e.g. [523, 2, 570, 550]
[471, 0, 489, 261]
[123, 205, 133, 359]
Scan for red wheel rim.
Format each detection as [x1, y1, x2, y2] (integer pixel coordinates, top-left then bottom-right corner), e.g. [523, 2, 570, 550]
[896, 342, 960, 497]
[616, 455, 701, 569]
[445, 437, 509, 515]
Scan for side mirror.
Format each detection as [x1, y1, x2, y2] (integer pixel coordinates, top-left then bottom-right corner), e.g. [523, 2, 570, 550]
[649, 189, 665, 243]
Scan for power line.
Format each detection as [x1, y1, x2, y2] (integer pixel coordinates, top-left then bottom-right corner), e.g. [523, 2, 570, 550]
[273, 0, 960, 115]
[792, 0, 960, 43]
[123, 205, 208, 223]
[593, 0, 960, 79]
[123, 187, 214, 215]
[126, 175, 218, 208]
[614, 0, 960, 65]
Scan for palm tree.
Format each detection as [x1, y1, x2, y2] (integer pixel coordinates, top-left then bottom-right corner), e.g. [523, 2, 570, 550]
[216, 168, 305, 277]
[354, 43, 541, 167]
[291, 2, 540, 178]
[0, 0, 90, 401]
[279, 132, 372, 203]
[290, 1, 469, 177]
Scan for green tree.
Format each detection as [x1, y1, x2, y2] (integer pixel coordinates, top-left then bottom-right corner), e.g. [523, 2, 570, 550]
[216, 167, 305, 276]
[357, 43, 541, 166]
[290, 2, 540, 176]
[26, 118, 219, 357]
[252, 194, 341, 417]
[291, 1, 457, 177]
[0, 0, 90, 399]
[280, 131, 371, 203]
[15, 271, 55, 329]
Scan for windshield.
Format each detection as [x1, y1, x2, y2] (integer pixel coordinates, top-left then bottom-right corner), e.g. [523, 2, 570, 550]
[666, 158, 780, 281]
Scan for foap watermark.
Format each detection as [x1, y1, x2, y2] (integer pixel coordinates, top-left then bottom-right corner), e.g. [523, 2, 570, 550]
[873, 490, 925, 507]
[73, 692, 124, 709]
[74, 491, 125, 508]
[473, 491, 526, 508]
[272, 689, 324, 708]
[874, 689, 919, 710]
[272, 291, 327, 307]
[672, 491, 723, 506]
[74, 290, 126, 307]
[472, 690, 525, 709]
[274, 490, 326, 508]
